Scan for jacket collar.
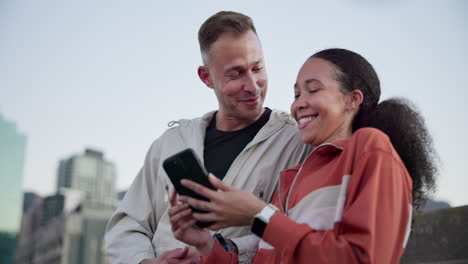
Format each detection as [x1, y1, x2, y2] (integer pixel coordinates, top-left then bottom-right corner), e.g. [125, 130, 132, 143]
[284, 140, 346, 174]
[174, 108, 293, 144]
[166, 109, 294, 163]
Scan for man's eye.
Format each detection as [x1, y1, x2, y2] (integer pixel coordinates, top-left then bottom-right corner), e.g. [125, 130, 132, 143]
[253, 67, 263, 72]
[227, 72, 240, 79]
[294, 94, 299, 100]
[308, 89, 318, 94]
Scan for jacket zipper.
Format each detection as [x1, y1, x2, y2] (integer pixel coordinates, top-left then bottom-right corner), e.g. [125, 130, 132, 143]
[278, 143, 344, 215]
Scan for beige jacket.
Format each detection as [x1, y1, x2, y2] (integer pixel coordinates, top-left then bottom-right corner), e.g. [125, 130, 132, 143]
[105, 110, 312, 264]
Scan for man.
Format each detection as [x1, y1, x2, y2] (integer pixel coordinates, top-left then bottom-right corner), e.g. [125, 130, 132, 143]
[105, 11, 311, 264]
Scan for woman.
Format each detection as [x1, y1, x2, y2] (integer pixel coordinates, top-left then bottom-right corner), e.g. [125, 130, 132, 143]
[169, 48, 437, 263]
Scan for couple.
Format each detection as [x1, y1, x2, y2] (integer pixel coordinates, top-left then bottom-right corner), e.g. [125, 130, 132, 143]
[105, 11, 437, 264]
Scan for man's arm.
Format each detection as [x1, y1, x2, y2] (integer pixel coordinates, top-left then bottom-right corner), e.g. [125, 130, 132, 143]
[105, 139, 167, 264]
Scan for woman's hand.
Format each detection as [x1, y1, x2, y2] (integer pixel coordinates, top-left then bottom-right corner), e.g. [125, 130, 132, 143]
[168, 192, 214, 256]
[179, 173, 266, 230]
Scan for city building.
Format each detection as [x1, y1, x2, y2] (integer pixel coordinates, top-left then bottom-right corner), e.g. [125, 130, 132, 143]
[40, 194, 65, 227]
[22, 192, 41, 214]
[61, 204, 114, 264]
[16, 192, 43, 264]
[0, 114, 27, 264]
[57, 149, 117, 207]
[0, 114, 27, 233]
[16, 148, 117, 264]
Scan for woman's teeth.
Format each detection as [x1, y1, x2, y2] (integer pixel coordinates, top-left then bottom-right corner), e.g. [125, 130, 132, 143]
[299, 116, 315, 125]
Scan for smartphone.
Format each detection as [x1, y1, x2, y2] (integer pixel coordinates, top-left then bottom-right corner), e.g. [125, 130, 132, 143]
[163, 148, 216, 228]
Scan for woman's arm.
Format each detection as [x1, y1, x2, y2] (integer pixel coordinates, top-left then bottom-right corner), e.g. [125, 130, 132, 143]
[180, 151, 412, 263]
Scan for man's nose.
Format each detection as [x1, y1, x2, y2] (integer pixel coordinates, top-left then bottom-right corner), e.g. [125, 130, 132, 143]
[243, 72, 258, 94]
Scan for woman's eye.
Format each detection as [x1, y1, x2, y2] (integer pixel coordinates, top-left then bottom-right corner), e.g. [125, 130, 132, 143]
[308, 89, 318, 94]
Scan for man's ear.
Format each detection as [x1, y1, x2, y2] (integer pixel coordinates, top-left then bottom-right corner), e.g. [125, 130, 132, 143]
[198, 66, 214, 89]
[347, 90, 364, 112]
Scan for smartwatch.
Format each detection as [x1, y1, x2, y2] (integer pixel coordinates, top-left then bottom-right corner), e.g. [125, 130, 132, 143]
[251, 204, 278, 238]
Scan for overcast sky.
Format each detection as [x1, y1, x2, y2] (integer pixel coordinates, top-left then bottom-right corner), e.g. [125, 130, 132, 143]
[1, 0, 467, 206]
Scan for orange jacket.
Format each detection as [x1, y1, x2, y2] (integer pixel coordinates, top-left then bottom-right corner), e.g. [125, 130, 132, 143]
[201, 128, 413, 264]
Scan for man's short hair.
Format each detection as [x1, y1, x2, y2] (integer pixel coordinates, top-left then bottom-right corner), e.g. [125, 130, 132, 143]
[198, 11, 257, 62]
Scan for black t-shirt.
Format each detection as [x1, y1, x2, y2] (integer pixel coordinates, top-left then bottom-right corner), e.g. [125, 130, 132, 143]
[204, 108, 272, 180]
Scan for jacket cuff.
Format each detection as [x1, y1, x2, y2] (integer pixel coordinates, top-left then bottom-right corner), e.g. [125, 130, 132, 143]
[200, 239, 238, 263]
[262, 212, 312, 253]
[231, 235, 260, 264]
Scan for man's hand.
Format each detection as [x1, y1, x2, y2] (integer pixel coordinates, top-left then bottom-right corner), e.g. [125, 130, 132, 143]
[140, 247, 198, 264]
[179, 173, 266, 230]
[168, 191, 214, 256]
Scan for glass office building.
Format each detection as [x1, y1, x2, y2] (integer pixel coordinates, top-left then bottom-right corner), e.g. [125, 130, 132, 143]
[0, 113, 27, 233]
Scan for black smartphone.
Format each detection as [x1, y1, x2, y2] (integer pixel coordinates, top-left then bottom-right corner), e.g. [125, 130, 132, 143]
[162, 148, 215, 228]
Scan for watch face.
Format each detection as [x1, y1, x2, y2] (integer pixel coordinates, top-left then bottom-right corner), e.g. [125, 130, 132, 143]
[252, 204, 278, 238]
[252, 217, 267, 238]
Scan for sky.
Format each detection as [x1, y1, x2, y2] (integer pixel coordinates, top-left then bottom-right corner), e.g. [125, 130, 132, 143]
[1, 0, 467, 207]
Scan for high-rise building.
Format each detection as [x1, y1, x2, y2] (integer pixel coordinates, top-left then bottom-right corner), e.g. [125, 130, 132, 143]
[22, 192, 41, 213]
[41, 194, 65, 227]
[16, 204, 115, 264]
[56, 159, 73, 190]
[16, 192, 43, 264]
[57, 148, 116, 207]
[0, 114, 27, 264]
[16, 148, 117, 264]
[0, 114, 27, 233]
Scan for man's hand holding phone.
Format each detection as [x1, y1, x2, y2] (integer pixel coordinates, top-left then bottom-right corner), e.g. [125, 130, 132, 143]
[163, 148, 216, 228]
[168, 191, 214, 257]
